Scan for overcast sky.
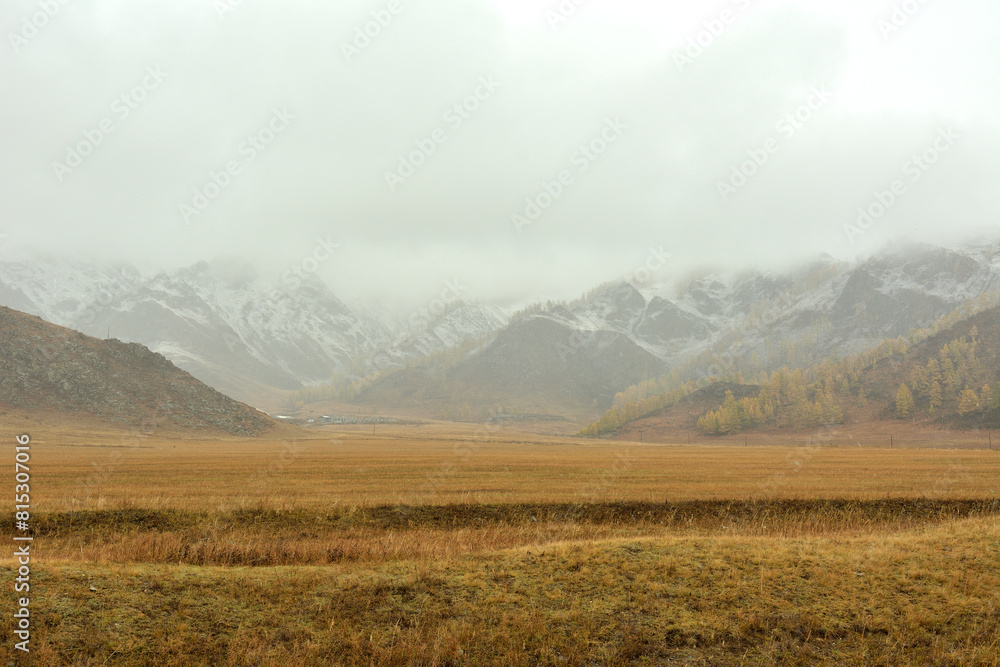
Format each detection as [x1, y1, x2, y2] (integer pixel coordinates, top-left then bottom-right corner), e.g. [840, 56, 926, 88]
[1, 0, 998, 310]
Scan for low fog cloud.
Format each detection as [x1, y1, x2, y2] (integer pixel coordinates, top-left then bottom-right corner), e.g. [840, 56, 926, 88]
[1, 0, 997, 308]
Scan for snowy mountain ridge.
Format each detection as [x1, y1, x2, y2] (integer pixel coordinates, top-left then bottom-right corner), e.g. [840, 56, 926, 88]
[3, 240, 1000, 413]
[0, 258, 510, 405]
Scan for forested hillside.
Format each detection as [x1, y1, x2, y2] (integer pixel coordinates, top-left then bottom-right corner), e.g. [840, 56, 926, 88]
[581, 293, 1000, 437]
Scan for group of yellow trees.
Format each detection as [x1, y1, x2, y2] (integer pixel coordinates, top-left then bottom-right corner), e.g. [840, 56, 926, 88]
[578, 379, 701, 437]
[699, 327, 998, 432]
[579, 334, 915, 438]
[580, 291, 1000, 438]
[696, 364, 848, 434]
[895, 329, 997, 418]
[693, 333, 927, 435]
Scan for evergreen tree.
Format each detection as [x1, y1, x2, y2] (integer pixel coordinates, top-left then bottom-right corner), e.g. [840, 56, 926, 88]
[821, 391, 843, 424]
[958, 387, 980, 415]
[909, 364, 929, 400]
[925, 358, 941, 387]
[940, 350, 958, 400]
[896, 383, 914, 419]
[927, 380, 942, 415]
[980, 384, 993, 413]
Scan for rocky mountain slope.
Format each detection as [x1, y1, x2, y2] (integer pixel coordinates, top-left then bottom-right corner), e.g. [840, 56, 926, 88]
[353, 242, 1000, 419]
[0, 306, 277, 435]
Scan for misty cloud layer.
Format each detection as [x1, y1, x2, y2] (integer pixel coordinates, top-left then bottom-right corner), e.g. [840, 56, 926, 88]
[2, 0, 998, 310]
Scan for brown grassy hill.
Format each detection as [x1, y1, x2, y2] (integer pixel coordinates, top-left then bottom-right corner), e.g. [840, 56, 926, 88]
[0, 306, 278, 436]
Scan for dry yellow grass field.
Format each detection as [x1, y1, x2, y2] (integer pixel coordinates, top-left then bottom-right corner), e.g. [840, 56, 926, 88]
[17, 419, 1000, 511]
[3, 418, 1000, 664]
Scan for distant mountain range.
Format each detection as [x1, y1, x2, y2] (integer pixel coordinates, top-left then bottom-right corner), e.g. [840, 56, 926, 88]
[352, 242, 1000, 419]
[0, 258, 509, 406]
[3, 241, 1000, 420]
